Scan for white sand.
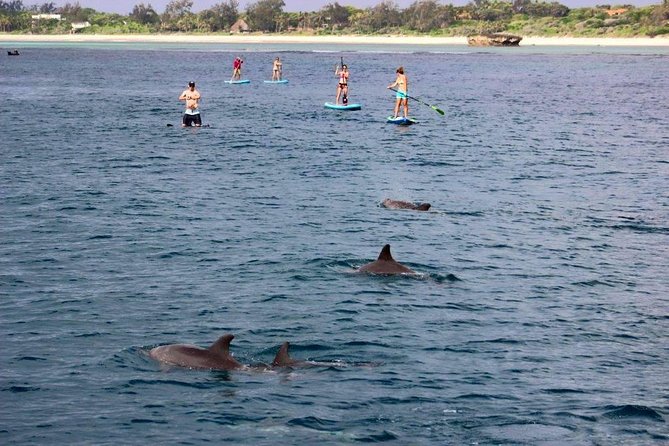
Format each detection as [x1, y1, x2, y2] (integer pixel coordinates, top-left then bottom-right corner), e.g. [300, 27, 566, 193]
[520, 36, 669, 46]
[1, 33, 668, 46]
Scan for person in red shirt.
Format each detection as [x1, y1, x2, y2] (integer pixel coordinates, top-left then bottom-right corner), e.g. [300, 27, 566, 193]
[232, 57, 243, 80]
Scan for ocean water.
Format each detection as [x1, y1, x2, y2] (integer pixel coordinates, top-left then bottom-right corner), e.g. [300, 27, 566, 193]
[1, 43, 668, 445]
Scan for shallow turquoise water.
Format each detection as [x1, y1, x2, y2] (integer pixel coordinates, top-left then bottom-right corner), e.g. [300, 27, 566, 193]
[1, 43, 668, 444]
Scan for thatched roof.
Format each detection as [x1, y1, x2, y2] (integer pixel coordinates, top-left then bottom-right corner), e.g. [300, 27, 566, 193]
[230, 19, 250, 33]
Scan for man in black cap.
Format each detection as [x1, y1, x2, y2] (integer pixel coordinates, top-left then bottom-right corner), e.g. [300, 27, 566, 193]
[178, 81, 202, 127]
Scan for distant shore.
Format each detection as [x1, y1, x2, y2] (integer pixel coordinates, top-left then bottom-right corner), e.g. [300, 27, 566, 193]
[1, 33, 668, 46]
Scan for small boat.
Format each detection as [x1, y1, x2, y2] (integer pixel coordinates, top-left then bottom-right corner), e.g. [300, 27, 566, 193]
[225, 79, 250, 84]
[8, 50, 20, 56]
[324, 102, 362, 111]
[264, 80, 288, 84]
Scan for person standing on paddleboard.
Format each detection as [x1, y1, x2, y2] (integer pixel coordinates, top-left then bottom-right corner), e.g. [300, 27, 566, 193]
[179, 81, 202, 127]
[272, 57, 283, 81]
[387, 66, 409, 119]
[335, 64, 349, 105]
[232, 57, 243, 80]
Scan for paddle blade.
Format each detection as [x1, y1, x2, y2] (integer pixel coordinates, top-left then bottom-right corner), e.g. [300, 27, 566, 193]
[432, 106, 445, 115]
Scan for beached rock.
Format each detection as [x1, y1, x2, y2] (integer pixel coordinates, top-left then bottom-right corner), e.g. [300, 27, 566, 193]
[468, 33, 522, 46]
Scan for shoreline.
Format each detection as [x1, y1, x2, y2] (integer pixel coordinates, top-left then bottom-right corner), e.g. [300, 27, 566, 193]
[1, 33, 668, 46]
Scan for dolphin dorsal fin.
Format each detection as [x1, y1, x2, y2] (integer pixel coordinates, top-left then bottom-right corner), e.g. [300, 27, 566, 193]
[272, 342, 292, 366]
[378, 244, 393, 261]
[209, 334, 234, 357]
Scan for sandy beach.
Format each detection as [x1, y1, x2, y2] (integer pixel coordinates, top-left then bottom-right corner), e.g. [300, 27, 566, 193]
[1, 33, 668, 46]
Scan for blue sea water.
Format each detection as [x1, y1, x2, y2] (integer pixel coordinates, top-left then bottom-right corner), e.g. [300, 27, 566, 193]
[1, 42, 668, 445]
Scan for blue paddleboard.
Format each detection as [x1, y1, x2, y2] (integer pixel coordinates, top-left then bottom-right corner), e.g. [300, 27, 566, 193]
[324, 102, 362, 111]
[225, 79, 251, 84]
[387, 116, 417, 125]
[264, 80, 289, 84]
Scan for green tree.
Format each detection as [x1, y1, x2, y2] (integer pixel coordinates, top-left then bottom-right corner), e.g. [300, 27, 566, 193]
[58, 2, 94, 22]
[0, 0, 24, 13]
[466, 0, 513, 21]
[404, 0, 455, 32]
[524, 1, 569, 17]
[162, 0, 194, 31]
[321, 2, 350, 29]
[0, 4, 31, 33]
[164, 0, 192, 18]
[654, 0, 669, 20]
[356, 0, 401, 31]
[29, 2, 57, 13]
[131, 3, 159, 25]
[89, 12, 125, 28]
[199, 0, 238, 32]
[283, 10, 301, 30]
[246, 0, 285, 32]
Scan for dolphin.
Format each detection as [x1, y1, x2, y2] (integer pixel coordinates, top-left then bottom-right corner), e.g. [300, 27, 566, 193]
[149, 334, 310, 370]
[148, 333, 245, 370]
[271, 342, 305, 367]
[381, 198, 431, 211]
[357, 244, 416, 275]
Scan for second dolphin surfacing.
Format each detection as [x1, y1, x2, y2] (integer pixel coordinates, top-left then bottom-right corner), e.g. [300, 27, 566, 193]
[149, 334, 303, 371]
[381, 198, 431, 211]
[357, 244, 416, 275]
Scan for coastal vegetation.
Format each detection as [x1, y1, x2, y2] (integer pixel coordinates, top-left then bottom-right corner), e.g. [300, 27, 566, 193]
[1, 0, 668, 37]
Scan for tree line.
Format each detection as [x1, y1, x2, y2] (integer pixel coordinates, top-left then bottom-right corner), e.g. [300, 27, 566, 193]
[1, 0, 667, 36]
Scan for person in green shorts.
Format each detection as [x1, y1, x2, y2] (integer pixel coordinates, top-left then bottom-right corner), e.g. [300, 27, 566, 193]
[387, 66, 409, 118]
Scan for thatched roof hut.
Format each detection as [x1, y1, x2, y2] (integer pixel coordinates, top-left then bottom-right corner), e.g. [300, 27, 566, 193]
[230, 19, 250, 33]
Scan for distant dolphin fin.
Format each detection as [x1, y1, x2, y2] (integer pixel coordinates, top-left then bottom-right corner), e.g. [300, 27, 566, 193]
[209, 334, 234, 357]
[272, 342, 293, 366]
[377, 244, 393, 261]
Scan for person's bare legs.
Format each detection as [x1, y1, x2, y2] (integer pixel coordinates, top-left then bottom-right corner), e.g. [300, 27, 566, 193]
[393, 98, 401, 118]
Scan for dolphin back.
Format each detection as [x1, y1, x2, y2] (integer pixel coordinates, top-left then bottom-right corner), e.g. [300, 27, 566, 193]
[149, 334, 243, 370]
[272, 342, 301, 367]
[381, 198, 431, 211]
[358, 244, 415, 275]
[209, 334, 234, 357]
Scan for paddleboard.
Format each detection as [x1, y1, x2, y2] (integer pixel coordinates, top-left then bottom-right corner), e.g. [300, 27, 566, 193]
[264, 80, 289, 84]
[225, 80, 251, 84]
[167, 124, 211, 128]
[324, 102, 362, 111]
[387, 116, 417, 125]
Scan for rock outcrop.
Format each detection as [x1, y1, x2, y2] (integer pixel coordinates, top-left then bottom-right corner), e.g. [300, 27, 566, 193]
[468, 33, 522, 46]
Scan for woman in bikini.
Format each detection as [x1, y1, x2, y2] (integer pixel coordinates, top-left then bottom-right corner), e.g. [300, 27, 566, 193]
[387, 66, 409, 118]
[335, 64, 349, 105]
[272, 57, 282, 81]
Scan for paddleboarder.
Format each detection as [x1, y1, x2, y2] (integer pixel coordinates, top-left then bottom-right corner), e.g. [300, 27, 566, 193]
[387, 66, 409, 119]
[272, 57, 282, 81]
[179, 81, 202, 127]
[232, 56, 243, 81]
[335, 63, 349, 105]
